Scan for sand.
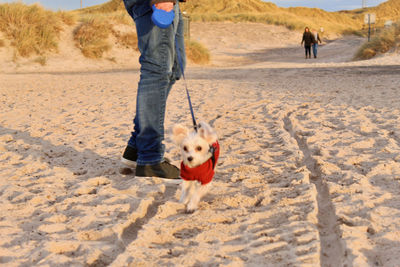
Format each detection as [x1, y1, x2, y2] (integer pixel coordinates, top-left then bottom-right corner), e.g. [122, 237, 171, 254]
[1, 22, 400, 266]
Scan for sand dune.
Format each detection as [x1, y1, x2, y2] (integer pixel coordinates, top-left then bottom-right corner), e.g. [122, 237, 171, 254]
[1, 22, 400, 266]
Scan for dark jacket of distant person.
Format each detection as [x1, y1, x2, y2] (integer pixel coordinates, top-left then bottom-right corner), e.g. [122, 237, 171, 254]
[301, 30, 316, 47]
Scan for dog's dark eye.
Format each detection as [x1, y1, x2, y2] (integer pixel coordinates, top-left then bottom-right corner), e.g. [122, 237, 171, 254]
[196, 146, 202, 152]
[183, 146, 188, 152]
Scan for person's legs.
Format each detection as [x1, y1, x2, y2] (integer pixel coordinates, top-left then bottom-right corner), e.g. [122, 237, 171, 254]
[124, 3, 184, 169]
[312, 43, 318, 58]
[305, 45, 311, 58]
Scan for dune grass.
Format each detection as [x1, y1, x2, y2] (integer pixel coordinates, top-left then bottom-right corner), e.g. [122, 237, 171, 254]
[181, 0, 279, 14]
[4, 0, 399, 64]
[185, 40, 210, 64]
[181, 0, 365, 34]
[0, 1, 209, 63]
[77, 11, 132, 26]
[0, 1, 132, 61]
[56, 10, 77, 26]
[76, 1, 211, 62]
[366, 0, 400, 27]
[112, 30, 138, 50]
[81, 0, 368, 35]
[73, 17, 112, 59]
[78, 0, 125, 14]
[354, 23, 400, 60]
[0, 3, 64, 57]
[75, 0, 132, 25]
[33, 56, 47, 66]
[180, 0, 400, 35]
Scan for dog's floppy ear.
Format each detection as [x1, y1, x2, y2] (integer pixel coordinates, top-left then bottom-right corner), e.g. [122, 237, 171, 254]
[198, 121, 217, 144]
[172, 124, 189, 145]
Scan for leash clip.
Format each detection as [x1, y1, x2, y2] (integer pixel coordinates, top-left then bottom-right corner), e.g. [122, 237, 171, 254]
[209, 145, 217, 169]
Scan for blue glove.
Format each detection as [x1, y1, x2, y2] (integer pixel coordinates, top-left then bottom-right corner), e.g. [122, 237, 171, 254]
[151, 5, 175, 28]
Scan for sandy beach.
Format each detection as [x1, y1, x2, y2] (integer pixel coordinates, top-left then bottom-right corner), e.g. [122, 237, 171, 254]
[1, 22, 400, 266]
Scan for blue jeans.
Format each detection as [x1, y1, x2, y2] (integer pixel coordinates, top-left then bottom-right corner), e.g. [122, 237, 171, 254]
[126, 2, 185, 165]
[312, 43, 318, 57]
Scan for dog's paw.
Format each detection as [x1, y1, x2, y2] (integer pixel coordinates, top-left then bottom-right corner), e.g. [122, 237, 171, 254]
[185, 208, 196, 214]
[186, 202, 199, 213]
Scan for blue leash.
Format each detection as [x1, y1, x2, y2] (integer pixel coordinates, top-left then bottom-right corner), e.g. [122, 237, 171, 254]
[175, 40, 198, 132]
[152, 5, 197, 131]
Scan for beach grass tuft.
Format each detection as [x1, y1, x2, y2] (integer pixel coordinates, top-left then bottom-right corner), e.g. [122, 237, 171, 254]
[185, 40, 210, 64]
[73, 17, 112, 58]
[354, 23, 400, 60]
[112, 30, 138, 50]
[0, 3, 63, 57]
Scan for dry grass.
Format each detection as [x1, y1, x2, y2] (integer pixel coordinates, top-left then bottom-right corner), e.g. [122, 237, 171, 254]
[181, 0, 278, 14]
[81, 0, 378, 62]
[77, 11, 132, 26]
[4, 0, 397, 64]
[56, 10, 77, 26]
[190, 12, 309, 31]
[75, 0, 132, 25]
[185, 40, 210, 64]
[107, 11, 133, 25]
[0, 3, 63, 57]
[181, 0, 364, 34]
[0, 39, 4, 47]
[354, 23, 400, 60]
[79, 0, 125, 14]
[79, 0, 211, 62]
[363, 0, 400, 27]
[33, 56, 47, 66]
[73, 17, 112, 58]
[112, 30, 138, 50]
[180, 0, 400, 35]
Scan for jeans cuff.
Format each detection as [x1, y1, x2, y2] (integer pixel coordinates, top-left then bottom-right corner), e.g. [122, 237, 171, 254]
[137, 158, 163, 166]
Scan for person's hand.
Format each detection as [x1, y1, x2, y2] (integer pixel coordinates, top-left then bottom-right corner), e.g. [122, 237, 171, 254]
[155, 2, 174, 12]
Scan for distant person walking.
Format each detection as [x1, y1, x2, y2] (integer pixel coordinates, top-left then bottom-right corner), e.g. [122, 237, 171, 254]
[301, 27, 315, 59]
[312, 29, 322, 58]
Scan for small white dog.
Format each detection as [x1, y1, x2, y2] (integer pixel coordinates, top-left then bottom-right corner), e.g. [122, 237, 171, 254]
[172, 121, 220, 213]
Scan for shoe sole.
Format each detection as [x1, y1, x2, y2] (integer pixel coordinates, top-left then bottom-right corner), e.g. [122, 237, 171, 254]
[135, 176, 182, 184]
[121, 157, 137, 168]
[121, 158, 172, 168]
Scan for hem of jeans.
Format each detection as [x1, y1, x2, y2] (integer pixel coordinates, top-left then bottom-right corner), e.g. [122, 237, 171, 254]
[136, 158, 163, 166]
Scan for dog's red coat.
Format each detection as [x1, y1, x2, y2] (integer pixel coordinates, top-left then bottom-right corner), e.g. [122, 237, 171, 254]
[180, 141, 220, 185]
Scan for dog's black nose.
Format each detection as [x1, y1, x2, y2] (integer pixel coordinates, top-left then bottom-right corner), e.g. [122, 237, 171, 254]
[187, 156, 193, 162]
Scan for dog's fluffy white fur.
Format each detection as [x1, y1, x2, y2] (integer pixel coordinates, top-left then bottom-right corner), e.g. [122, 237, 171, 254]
[172, 121, 218, 213]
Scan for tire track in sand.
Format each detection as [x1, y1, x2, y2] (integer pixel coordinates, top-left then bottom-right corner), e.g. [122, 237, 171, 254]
[89, 183, 178, 267]
[284, 111, 344, 267]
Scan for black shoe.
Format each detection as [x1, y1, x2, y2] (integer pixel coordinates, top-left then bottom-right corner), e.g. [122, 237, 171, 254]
[135, 160, 180, 179]
[121, 146, 138, 167]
